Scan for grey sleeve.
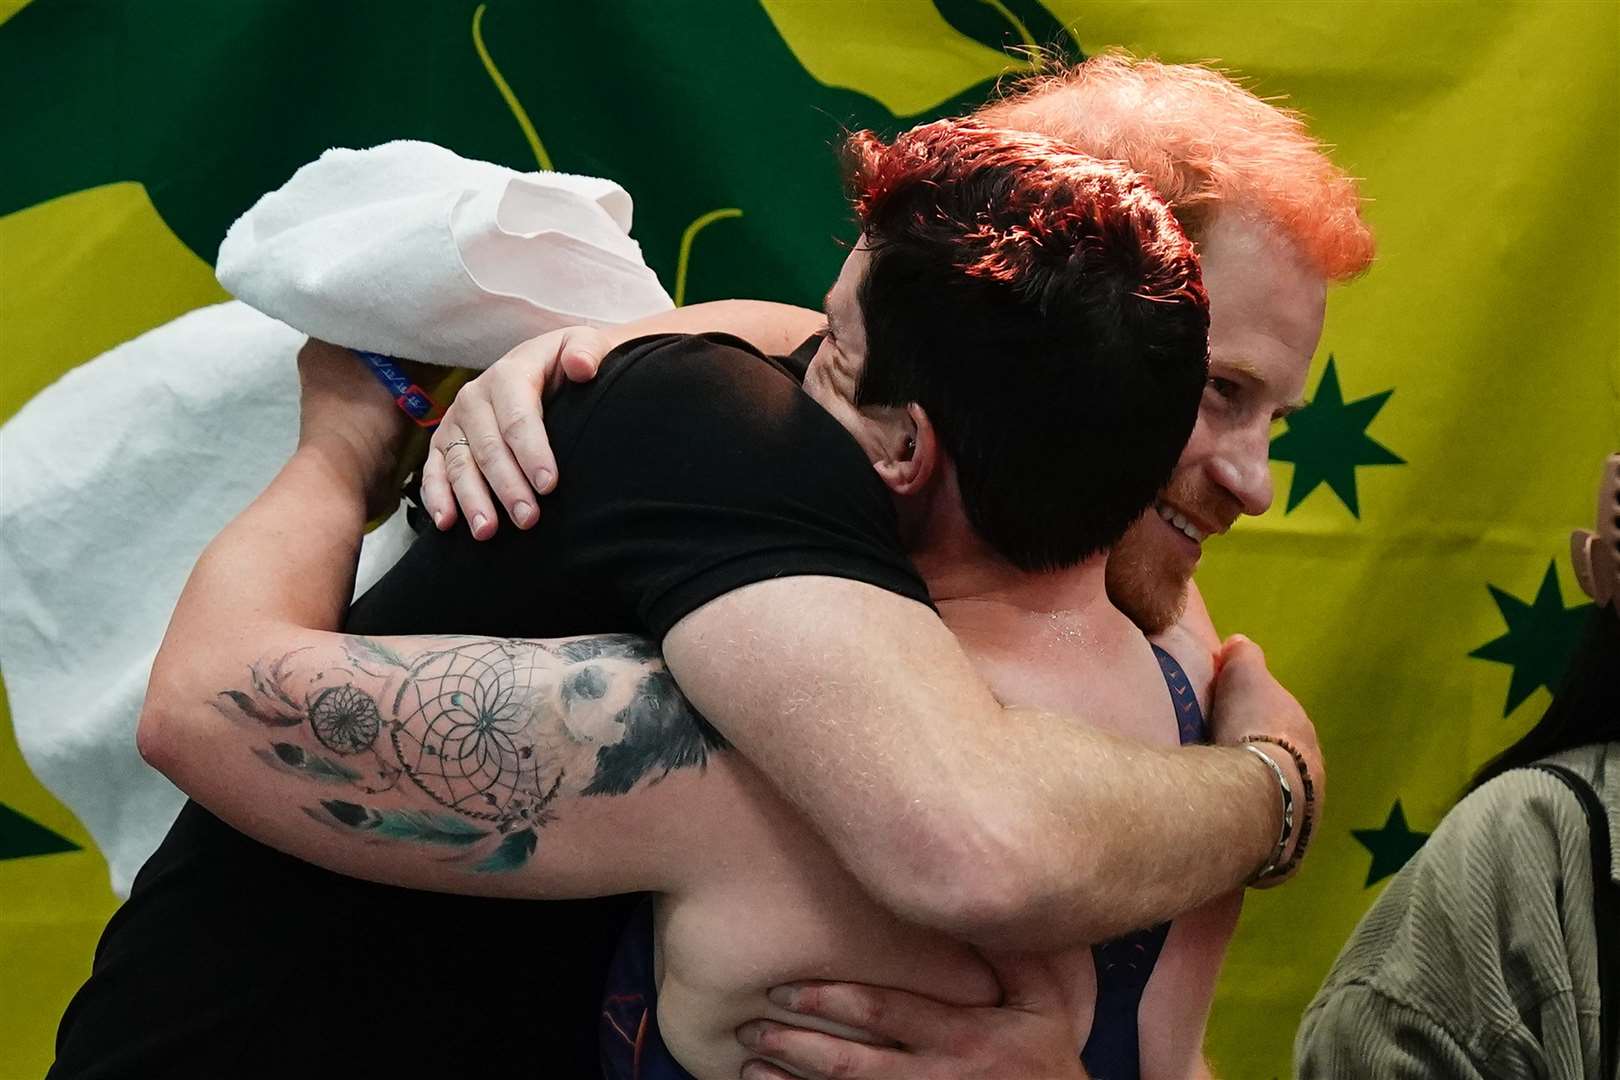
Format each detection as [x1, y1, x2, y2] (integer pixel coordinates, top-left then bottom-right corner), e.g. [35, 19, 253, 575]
[1293, 767, 1603, 1080]
[1296, 981, 1559, 1080]
[1296, 983, 1484, 1079]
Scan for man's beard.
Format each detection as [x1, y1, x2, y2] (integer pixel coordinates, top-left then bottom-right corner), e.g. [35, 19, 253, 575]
[1106, 471, 1243, 636]
[1105, 522, 1190, 636]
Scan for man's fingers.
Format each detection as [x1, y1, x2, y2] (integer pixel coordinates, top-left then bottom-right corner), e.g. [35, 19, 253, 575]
[419, 470, 457, 530]
[485, 364, 557, 497]
[737, 1020, 905, 1080]
[1218, 632, 1261, 667]
[1211, 633, 1269, 694]
[419, 427, 459, 529]
[560, 343, 606, 383]
[556, 325, 611, 384]
[442, 438, 501, 540]
[769, 982, 942, 1048]
[453, 385, 541, 530]
[421, 323, 612, 537]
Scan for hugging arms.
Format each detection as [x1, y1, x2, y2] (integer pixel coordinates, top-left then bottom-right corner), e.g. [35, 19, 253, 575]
[112, 86, 1367, 1077]
[143, 331, 1308, 943]
[139, 314, 1309, 1080]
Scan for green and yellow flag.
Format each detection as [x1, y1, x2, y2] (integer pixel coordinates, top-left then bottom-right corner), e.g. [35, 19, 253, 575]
[2, 2, 1615, 1076]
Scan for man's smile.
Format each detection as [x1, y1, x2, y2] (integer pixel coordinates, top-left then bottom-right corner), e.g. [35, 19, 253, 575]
[1154, 499, 1226, 547]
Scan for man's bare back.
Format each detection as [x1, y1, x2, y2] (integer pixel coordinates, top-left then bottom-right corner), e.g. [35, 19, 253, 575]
[646, 577, 1241, 1079]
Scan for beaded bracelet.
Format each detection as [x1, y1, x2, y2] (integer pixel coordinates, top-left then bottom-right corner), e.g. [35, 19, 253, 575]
[1240, 734, 1319, 885]
[1240, 744, 1294, 885]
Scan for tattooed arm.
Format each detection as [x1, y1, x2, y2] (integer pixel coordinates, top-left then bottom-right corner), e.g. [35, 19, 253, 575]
[149, 626, 720, 896]
[139, 342, 717, 898]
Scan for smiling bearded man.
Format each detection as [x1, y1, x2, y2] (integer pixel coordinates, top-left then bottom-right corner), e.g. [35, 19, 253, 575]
[972, 57, 1374, 634]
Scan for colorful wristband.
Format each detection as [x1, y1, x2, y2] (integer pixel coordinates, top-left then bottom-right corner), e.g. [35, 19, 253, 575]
[354, 350, 442, 428]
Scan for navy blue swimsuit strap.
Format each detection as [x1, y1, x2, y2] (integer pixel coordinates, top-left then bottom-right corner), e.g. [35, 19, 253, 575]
[1080, 644, 1207, 1080]
[1153, 643, 1209, 746]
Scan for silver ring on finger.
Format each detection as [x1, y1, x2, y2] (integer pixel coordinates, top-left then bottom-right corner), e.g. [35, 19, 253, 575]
[440, 436, 471, 454]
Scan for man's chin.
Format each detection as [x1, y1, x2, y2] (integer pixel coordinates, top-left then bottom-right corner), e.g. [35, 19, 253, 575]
[1116, 580, 1189, 636]
[1105, 541, 1192, 636]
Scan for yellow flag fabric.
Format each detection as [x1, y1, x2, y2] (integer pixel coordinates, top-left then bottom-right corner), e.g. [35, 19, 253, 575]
[2, 1, 1615, 1076]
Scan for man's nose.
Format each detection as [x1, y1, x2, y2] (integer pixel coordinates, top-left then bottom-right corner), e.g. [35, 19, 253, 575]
[1209, 432, 1275, 516]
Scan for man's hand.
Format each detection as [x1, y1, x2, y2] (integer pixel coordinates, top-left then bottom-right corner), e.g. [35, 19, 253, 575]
[1209, 634, 1325, 883]
[419, 299, 827, 538]
[736, 953, 1088, 1080]
[420, 325, 613, 537]
[293, 338, 416, 520]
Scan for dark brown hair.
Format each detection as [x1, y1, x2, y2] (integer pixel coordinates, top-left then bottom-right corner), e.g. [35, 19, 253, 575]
[845, 118, 1210, 570]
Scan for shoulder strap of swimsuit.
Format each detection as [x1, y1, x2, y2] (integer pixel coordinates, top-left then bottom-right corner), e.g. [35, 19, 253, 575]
[1149, 643, 1206, 746]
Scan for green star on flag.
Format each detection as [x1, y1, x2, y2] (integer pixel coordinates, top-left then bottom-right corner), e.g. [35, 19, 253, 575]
[0, 803, 80, 861]
[1270, 356, 1404, 516]
[1469, 560, 1593, 716]
[1352, 800, 1430, 887]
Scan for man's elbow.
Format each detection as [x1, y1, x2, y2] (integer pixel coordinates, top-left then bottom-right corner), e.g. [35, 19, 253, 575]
[135, 677, 184, 779]
[135, 703, 170, 773]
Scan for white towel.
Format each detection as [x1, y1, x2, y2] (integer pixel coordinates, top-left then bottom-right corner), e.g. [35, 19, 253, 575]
[217, 140, 673, 368]
[1, 142, 673, 895]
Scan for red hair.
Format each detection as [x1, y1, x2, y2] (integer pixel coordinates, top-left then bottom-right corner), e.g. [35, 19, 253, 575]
[976, 52, 1375, 280]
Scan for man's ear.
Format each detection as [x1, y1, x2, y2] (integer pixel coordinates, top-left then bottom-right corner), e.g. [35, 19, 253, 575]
[872, 402, 937, 496]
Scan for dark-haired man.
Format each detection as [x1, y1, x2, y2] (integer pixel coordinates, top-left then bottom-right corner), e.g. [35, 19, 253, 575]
[94, 119, 1312, 1080]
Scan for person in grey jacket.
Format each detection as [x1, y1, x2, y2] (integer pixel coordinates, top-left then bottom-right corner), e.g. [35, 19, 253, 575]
[1296, 453, 1620, 1079]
